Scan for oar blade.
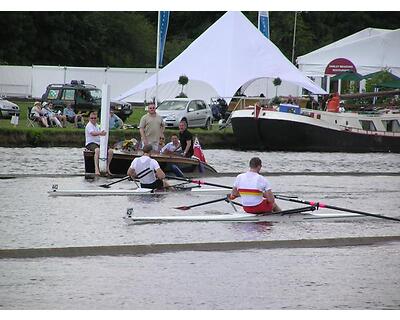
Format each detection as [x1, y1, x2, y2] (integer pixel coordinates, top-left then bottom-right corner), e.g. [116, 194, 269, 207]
[276, 195, 400, 222]
[174, 206, 190, 211]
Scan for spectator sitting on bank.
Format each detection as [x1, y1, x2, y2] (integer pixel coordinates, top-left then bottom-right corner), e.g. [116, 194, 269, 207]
[63, 103, 84, 128]
[109, 109, 124, 129]
[42, 102, 63, 128]
[30, 101, 49, 127]
[49, 102, 67, 127]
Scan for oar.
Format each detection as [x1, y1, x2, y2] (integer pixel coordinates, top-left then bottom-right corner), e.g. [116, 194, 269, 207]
[165, 176, 296, 199]
[275, 195, 400, 222]
[175, 196, 230, 211]
[99, 176, 131, 188]
[165, 175, 232, 189]
[225, 197, 238, 212]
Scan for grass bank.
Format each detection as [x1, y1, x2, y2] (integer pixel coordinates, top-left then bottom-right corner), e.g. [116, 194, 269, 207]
[0, 99, 236, 148]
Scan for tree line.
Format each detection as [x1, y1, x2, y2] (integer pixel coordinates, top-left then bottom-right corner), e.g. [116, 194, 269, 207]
[0, 11, 399, 68]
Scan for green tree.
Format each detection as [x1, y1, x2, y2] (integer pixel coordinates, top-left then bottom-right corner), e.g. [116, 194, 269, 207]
[177, 75, 189, 97]
[1, 11, 400, 68]
[273, 77, 282, 96]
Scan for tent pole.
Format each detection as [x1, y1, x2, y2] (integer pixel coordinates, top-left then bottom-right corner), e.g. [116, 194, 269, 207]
[326, 76, 331, 93]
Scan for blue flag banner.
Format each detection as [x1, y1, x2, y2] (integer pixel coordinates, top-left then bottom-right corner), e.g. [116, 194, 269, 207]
[159, 11, 170, 67]
[258, 11, 270, 39]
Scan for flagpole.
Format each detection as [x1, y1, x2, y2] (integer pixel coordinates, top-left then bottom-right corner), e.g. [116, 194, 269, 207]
[291, 11, 298, 64]
[155, 11, 160, 108]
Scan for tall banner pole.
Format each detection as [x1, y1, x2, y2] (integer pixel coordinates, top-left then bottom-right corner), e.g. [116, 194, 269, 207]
[291, 12, 298, 64]
[99, 83, 110, 174]
[258, 11, 270, 96]
[155, 11, 160, 108]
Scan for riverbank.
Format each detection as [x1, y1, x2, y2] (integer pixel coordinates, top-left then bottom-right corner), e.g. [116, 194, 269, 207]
[0, 99, 237, 148]
[0, 127, 237, 148]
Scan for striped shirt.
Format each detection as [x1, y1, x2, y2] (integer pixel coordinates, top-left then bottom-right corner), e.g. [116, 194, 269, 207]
[233, 171, 271, 207]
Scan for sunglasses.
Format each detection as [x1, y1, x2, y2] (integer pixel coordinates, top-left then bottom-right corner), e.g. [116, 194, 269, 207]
[90, 117, 97, 120]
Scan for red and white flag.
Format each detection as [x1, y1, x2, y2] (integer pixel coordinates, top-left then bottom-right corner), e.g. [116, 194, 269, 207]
[193, 136, 206, 163]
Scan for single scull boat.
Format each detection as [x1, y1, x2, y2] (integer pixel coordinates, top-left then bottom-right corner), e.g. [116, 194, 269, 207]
[123, 206, 363, 225]
[48, 184, 229, 197]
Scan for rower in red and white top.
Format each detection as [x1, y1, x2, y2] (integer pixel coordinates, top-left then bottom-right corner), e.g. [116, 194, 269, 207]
[229, 157, 281, 214]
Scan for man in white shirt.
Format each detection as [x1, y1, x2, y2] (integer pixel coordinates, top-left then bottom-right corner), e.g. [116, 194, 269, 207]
[85, 111, 113, 176]
[229, 157, 281, 214]
[127, 144, 167, 190]
[160, 134, 182, 155]
[159, 134, 185, 178]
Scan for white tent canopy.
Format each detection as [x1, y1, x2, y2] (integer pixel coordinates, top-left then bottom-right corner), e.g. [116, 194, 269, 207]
[116, 11, 326, 103]
[297, 28, 400, 77]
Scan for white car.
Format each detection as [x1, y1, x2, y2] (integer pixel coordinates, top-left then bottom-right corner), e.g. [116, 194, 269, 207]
[0, 98, 20, 119]
[156, 98, 213, 130]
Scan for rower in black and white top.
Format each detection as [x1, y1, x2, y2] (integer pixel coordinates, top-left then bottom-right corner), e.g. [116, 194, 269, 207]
[127, 144, 167, 190]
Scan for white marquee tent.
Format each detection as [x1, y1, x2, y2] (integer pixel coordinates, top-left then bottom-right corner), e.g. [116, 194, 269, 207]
[297, 28, 400, 78]
[116, 11, 326, 103]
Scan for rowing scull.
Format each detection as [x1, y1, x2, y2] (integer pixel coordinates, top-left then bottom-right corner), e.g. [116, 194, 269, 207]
[48, 185, 229, 197]
[123, 206, 363, 225]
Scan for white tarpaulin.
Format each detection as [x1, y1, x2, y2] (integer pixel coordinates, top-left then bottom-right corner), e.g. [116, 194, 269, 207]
[116, 11, 326, 103]
[297, 28, 400, 77]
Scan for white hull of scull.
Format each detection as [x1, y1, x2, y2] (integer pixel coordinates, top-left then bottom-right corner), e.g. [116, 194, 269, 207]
[123, 211, 363, 225]
[48, 187, 229, 197]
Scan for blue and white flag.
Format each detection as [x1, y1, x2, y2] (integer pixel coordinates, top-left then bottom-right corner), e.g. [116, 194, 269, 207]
[159, 11, 170, 67]
[258, 11, 270, 39]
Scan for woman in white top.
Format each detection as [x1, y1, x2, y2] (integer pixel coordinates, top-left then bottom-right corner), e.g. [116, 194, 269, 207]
[85, 112, 113, 176]
[30, 101, 49, 128]
[42, 102, 63, 128]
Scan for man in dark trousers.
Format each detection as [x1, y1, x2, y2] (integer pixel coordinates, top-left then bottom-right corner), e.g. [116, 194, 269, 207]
[178, 120, 194, 158]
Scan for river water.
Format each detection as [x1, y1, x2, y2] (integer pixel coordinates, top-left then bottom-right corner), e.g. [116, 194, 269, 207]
[0, 147, 399, 309]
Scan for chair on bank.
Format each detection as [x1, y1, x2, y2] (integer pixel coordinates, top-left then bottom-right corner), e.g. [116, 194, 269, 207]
[27, 107, 37, 127]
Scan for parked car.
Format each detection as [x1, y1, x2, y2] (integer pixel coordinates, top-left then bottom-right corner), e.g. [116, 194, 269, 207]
[0, 98, 20, 119]
[41, 80, 133, 121]
[156, 98, 213, 129]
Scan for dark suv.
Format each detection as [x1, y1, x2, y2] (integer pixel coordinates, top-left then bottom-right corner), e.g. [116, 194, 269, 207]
[41, 80, 133, 121]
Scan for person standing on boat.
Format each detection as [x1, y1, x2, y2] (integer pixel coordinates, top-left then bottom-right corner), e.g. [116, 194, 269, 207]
[138, 103, 165, 152]
[127, 144, 168, 189]
[229, 157, 281, 214]
[85, 111, 113, 176]
[178, 120, 194, 158]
